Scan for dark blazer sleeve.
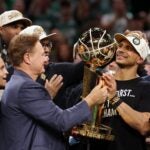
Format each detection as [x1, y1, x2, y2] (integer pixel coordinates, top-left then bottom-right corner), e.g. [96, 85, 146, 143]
[46, 62, 84, 88]
[18, 81, 91, 132]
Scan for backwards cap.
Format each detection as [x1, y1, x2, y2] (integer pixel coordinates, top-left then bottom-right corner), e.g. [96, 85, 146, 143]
[0, 10, 32, 27]
[114, 32, 150, 60]
[19, 25, 56, 40]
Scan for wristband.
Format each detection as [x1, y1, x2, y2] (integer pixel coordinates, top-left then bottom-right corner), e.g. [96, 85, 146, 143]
[112, 99, 123, 109]
[110, 95, 123, 109]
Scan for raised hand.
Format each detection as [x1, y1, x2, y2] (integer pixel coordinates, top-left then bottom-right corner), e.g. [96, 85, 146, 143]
[101, 72, 117, 100]
[45, 74, 63, 99]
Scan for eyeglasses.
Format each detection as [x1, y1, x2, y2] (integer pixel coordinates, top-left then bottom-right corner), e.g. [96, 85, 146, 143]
[41, 42, 52, 49]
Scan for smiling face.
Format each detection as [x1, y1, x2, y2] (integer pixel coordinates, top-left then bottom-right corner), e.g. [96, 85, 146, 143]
[40, 39, 52, 65]
[0, 57, 8, 87]
[8, 34, 48, 80]
[115, 40, 143, 68]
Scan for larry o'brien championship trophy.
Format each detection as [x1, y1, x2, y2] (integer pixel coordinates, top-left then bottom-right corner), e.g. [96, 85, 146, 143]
[71, 27, 117, 141]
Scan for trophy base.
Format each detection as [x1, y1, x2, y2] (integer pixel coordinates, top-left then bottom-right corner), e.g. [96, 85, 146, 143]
[71, 123, 115, 141]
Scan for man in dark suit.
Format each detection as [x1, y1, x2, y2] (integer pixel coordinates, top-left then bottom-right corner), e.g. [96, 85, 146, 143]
[6, 25, 85, 109]
[0, 34, 116, 150]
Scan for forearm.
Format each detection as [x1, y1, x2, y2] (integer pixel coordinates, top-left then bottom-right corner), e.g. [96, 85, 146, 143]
[117, 102, 150, 135]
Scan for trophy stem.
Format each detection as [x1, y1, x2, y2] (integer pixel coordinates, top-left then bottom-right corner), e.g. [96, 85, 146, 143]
[91, 105, 98, 127]
[71, 66, 115, 141]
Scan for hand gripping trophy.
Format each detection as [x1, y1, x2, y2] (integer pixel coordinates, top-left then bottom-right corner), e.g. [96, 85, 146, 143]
[71, 27, 117, 141]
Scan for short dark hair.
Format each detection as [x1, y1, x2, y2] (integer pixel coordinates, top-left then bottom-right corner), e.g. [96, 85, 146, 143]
[8, 34, 39, 66]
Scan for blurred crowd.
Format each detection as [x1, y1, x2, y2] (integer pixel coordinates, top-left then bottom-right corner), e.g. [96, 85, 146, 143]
[1, 0, 150, 63]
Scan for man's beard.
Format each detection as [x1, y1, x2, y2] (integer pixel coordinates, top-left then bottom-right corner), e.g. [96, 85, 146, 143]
[116, 62, 126, 68]
[116, 62, 133, 69]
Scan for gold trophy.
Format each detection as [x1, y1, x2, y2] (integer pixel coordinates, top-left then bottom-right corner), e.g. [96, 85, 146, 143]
[71, 27, 117, 141]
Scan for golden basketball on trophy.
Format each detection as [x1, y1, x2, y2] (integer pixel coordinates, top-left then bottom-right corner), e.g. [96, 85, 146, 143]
[72, 27, 117, 141]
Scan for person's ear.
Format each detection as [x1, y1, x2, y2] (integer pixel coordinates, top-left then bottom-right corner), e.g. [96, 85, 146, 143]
[23, 52, 31, 65]
[137, 57, 144, 64]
